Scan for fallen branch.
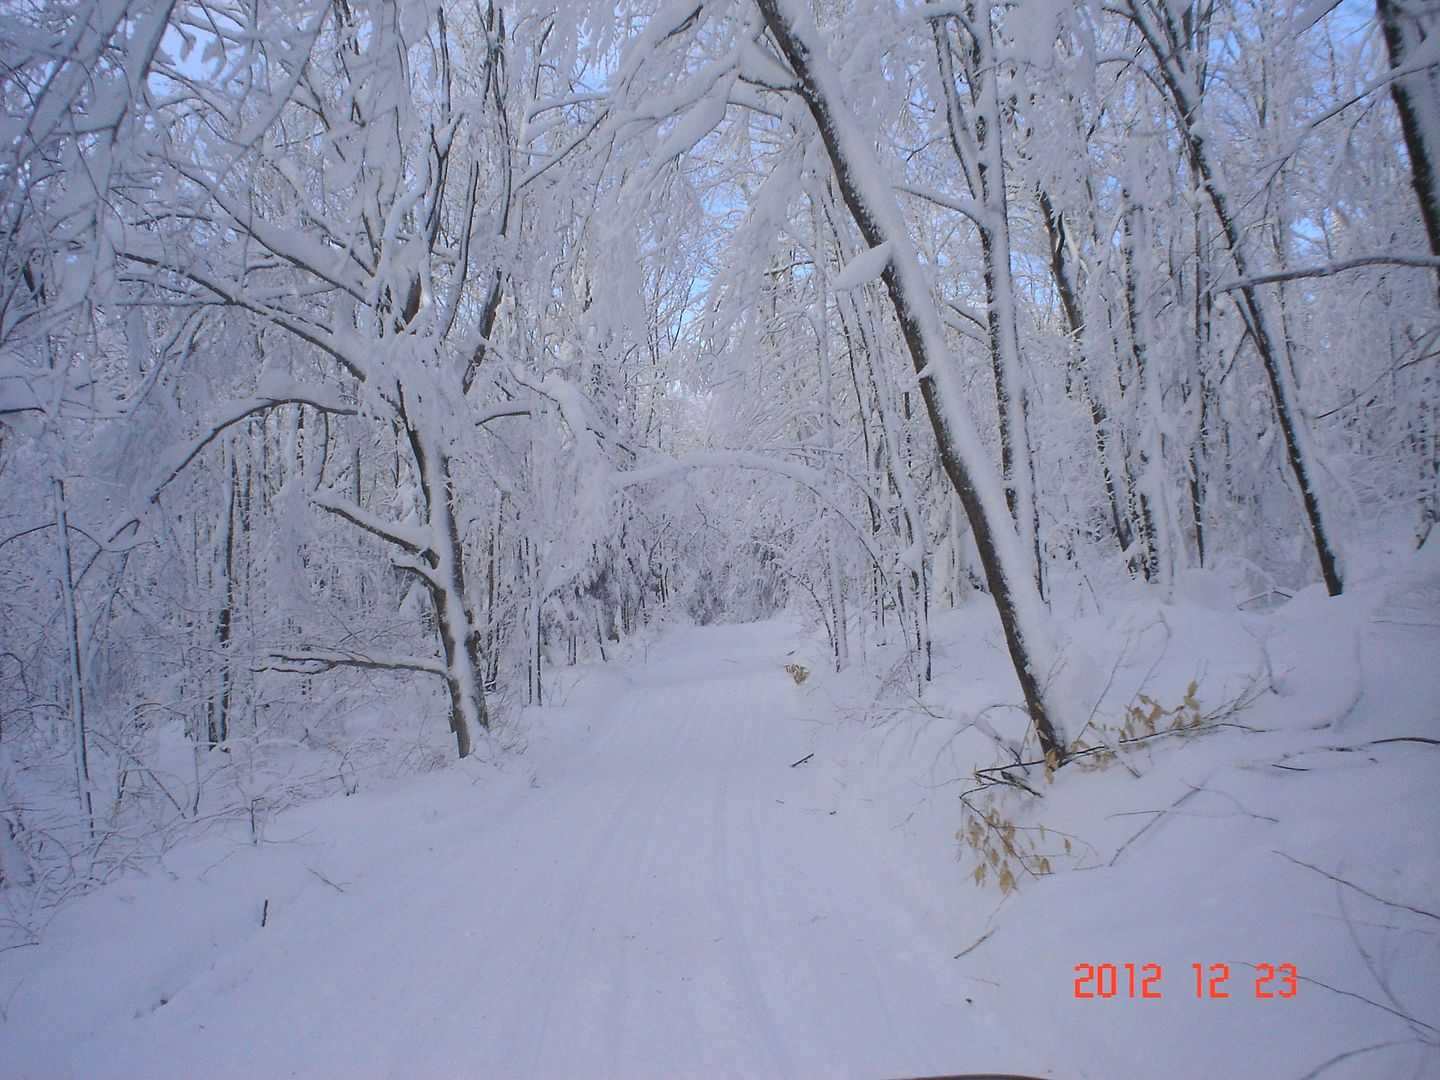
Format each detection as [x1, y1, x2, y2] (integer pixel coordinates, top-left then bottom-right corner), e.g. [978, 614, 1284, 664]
[1237, 959, 1440, 1038]
[307, 867, 348, 893]
[1109, 786, 1205, 867]
[952, 927, 996, 960]
[1273, 851, 1440, 923]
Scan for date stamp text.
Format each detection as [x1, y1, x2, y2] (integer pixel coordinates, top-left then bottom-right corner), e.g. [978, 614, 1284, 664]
[1072, 963, 1298, 999]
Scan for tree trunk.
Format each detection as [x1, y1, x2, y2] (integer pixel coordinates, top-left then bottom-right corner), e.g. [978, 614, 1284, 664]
[1378, 0, 1440, 299]
[1120, 191, 1174, 585]
[402, 402, 490, 759]
[210, 443, 237, 747]
[757, 0, 1070, 764]
[1038, 189, 1139, 568]
[932, 9, 1041, 589]
[54, 477, 93, 826]
[814, 243, 851, 671]
[431, 452, 490, 759]
[1127, 0, 1345, 596]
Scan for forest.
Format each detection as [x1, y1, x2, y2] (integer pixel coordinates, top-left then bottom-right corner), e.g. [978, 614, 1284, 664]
[1, 0, 1437, 1076]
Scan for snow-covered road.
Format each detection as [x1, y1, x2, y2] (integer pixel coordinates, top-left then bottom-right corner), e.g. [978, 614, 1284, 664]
[1, 620, 1048, 1079]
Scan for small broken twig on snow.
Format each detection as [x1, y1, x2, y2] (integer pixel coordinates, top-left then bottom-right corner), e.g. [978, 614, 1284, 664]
[307, 867, 348, 893]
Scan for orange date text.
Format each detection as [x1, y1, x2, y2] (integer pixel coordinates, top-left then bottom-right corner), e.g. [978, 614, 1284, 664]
[1071, 963, 1297, 999]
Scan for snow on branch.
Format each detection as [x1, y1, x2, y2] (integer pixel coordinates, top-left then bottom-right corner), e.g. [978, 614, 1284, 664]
[506, 366, 608, 466]
[612, 450, 891, 574]
[473, 403, 535, 428]
[310, 490, 436, 561]
[159, 159, 371, 302]
[140, 385, 358, 510]
[895, 182, 983, 225]
[265, 651, 448, 679]
[116, 249, 366, 385]
[1217, 254, 1440, 291]
[830, 241, 892, 291]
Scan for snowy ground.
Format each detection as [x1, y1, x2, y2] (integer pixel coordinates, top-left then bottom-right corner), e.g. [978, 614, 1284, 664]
[2, 564, 1438, 1079]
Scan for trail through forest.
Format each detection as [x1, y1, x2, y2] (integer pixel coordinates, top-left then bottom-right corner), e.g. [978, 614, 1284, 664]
[4, 578, 1439, 1079]
[0, 620, 1051, 1079]
[4, 2, 1439, 1076]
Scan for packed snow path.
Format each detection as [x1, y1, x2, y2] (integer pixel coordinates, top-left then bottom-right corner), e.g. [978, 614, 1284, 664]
[1, 621, 1047, 1079]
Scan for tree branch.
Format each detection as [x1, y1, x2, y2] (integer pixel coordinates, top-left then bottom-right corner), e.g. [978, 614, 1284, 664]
[143, 389, 357, 508]
[265, 651, 447, 679]
[1217, 254, 1440, 291]
[310, 490, 436, 561]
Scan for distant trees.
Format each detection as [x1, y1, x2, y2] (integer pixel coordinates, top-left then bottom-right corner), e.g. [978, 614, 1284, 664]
[1121, 0, 1346, 596]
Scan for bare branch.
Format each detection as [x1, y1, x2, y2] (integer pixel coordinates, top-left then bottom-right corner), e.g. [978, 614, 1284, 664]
[1217, 254, 1440, 291]
[266, 651, 447, 679]
[1273, 851, 1440, 923]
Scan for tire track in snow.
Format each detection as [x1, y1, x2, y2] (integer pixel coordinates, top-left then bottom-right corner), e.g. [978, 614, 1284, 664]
[508, 730, 658, 1075]
[510, 681, 693, 1077]
[708, 675, 797, 1078]
[596, 686, 693, 1072]
[726, 664, 923, 1077]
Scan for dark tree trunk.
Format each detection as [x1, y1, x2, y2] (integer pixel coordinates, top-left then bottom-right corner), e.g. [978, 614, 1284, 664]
[54, 478, 93, 826]
[210, 446, 238, 747]
[1039, 189, 1140, 568]
[756, 0, 1068, 765]
[1127, 0, 1344, 596]
[1379, 1, 1440, 264]
[401, 398, 490, 759]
